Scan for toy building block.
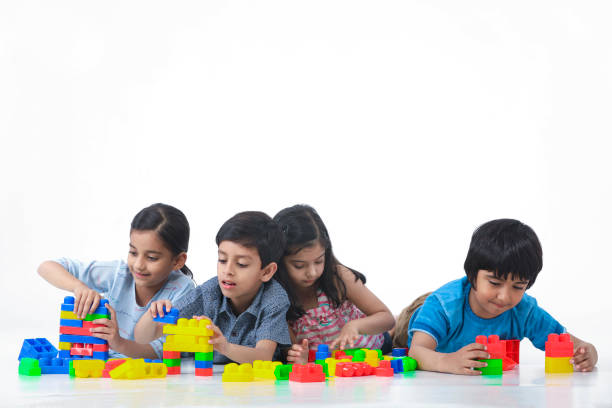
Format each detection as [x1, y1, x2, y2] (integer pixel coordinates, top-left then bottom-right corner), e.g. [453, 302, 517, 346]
[402, 356, 417, 371]
[59, 334, 107, 345]
[475, 358, 503, 375]
[163, 318, 214, 337]
[60, 318, 83, 327]
[102, 359, 128, 378]
[73, 359, 105, 378]
[163, 350, 181, 359]
[19, 358, 42, 376]
[18, 338, 58, 361]
[153, 307, 180, 324]
[505, 339, 520, 364]
[39, 357, 71, 374]
[195, 368, 213, 376]
[195, 360, 213, 369]
[60, 311, 80, 320]
[375, 360, 394, 377]
[352, 350, 366, 362]
[110, 359, 148, 379]
[545, 357, 573, 374]
[308, 349, 317, 362]
[222, 363, 254, 382]
[364, 349, 380, 367]
[315, 344, 331, 361]
[335, 362, 375, 377]
[274, 364, 293, 380]
[253, 360, 282, 380]
[143, 359, 168, 378]
[167, 366, 181, 375]
[163, 334, 213, 353]
[289, 363, 326, 382]
[59, 342, 71, 350]
[475, 335, 505, 359]
[392, 348, 408, 357]
[390, 358, 403, 374]
[545, 334, 573, 357]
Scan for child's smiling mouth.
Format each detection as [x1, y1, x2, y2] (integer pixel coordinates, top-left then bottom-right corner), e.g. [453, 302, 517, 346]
[221, 280, 236, 289]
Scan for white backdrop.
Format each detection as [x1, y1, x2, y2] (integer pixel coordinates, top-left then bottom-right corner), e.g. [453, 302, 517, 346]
[1, 1, 611, 364]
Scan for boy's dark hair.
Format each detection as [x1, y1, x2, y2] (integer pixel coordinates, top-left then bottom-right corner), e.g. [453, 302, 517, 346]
[131, 203, 193, 279]
[273, 204, 366, 321]
[464, 218, 542, 289]
[215, 211, 284, 268]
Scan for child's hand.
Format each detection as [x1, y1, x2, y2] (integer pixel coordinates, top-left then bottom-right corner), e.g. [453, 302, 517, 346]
[330, 320, 359, 350]
[441, 342, 490, 375]
[149, 300, 173, 318]
[73, 283, 102, 319]
[193, 315, 229, 354]
[90, 304, 124, 351]
[571, 342, 598, 372]
[287, 339, 309, 365]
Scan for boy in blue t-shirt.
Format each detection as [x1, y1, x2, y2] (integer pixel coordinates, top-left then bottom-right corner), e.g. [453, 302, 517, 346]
[407, 219, 598, 375]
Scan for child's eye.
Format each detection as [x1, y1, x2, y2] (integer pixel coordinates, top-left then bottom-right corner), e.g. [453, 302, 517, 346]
[315, 260, 324, 265]
[237, 263, 249, 268]
[489, 281, 500, 286]
[218, 259, 227, 264]
[292, 264, 304, 269]
[147, 256, 158, 261]
[513, 286, 526, 290]
[129, 251, 137, 256]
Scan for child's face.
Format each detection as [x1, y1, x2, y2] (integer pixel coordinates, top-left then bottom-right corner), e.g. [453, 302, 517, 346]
[469, 269, 529, 319]
[128, 230, 180, 290]
[283, 243, 326, 290]
[217, 240, 275, 311]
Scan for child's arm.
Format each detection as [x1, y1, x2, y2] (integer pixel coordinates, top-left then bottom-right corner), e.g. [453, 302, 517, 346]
[409, 331, 489, 375]
[38, 260, 102, 319]
[90, 304, 160, 359]
[329, 265, 396, 350]
[133, 300, 173, 343]
[569, 333, 598, 372]
[195, 316, 278, 363]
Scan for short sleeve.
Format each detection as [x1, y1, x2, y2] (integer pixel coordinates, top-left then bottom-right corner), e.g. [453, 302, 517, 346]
[55, 258, 118, 294]
[408, 295, 450, 347]
[255, 304, 291, 346]
[522, 299, 565, 350]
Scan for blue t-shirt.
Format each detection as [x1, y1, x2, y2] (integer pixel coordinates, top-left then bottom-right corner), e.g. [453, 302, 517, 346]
[57, 258, 195, 358]
[173, 276, 291, 364]
[407, 277, 565, 352]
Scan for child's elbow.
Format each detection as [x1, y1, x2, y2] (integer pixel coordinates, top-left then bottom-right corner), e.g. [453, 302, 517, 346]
[37, 260, 54, 277]
[383, 311, 396, 331]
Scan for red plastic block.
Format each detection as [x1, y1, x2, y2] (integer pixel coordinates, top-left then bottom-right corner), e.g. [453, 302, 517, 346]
[308, 349, 317, 363]
[163, 351, 180, 359]
[335, 362, 374, 377]
[70, 343, 94, 357]
[93, 344, 109, 352]
[504, 339, 520, 364]
[545, 333, 573, 357]
[167, 366, 181, 375]
[289, 363, 325, 382]
[102, 359, 128, 377]
[195, 367, 213, 376]
[475, 335, 505, 359]
[375, 360, 394, 377]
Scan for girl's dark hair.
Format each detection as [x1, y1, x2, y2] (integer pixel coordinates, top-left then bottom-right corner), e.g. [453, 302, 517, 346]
[131, 203, 193, 279]
[464, 218, 542, 289]
[273, 204, 365, 321]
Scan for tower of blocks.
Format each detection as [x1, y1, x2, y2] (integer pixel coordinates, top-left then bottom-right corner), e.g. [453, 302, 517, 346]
[154, 307, 214, 376]
[545, 333, 573, 374]
[59, 296, 110, 360]
[474, 335, 520, 375]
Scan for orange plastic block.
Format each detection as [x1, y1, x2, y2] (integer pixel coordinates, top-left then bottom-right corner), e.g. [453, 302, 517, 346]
[324, 358, 351, 377]
[335, 362, 375, 377]
[475, 335, 505, 359]
[222, 363, 254, 382]
[73, 359, 105, 378]
[289, 363, 326, 382]
[163, 318, 214, 337]
[167, 366, 181, 375]
[545, 333, 573, 358]
[163, 334, 213, 353]
[163, 351, 180, 359]
[504, 339, 520, 364]
[375, 360, 394, 377]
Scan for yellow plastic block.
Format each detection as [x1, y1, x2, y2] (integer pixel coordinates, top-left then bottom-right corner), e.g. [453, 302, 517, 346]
[222, 363, 254, 382]
[325, 358, 351, 377]
[110, 359, 146, 379]
[253, 360, 282, 380]
[60, 311, 80, 320]
[383, 356, 394, 361]
[59, 342, 71, 350]
[163, 318, 214, 337]
[163, 334, 213, 353]
[73, 359, 105, 378]
[145, 362, 168, 378]
[545, 357, 573, 374]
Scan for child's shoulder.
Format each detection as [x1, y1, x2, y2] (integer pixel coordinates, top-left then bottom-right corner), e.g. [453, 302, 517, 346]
[261, 279, 290, 305]
[429, 277, 471, 304]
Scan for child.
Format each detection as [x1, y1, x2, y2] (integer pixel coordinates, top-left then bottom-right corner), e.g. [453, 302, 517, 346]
[274, 205, 395, 364]
[407, 218, 598, 375]
[137, 211, 291, 364]
[38, 203, 195, 359]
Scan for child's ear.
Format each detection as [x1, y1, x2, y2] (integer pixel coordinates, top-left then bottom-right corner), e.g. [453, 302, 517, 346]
[173, 252, 187, 271]
[260, 262, 278, 282]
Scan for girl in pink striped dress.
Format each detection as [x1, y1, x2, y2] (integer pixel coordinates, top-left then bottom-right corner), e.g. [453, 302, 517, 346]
[273, 205, 395, 365]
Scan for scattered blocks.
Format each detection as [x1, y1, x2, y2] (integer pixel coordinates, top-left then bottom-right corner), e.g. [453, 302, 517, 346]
[73, 359, 105, 378]
[18, 358, 41, 376]
[102, 359, 128, 378]
[39, 357, 70, 374]
[253, 360, 282, 380]
[18, 338, 58, 361]
[289, 363, 326, 382]
[402, 356, 417, 372]
[335, 362, 375, 377]
[222, 363, 254, 382]
[392, 348, 408, 357]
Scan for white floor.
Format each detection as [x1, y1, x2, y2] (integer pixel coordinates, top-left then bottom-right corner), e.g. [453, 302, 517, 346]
[6, 358, 612, 407]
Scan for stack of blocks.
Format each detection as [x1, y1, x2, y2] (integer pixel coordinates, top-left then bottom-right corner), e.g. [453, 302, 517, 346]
[475, 335, 504, 375]
[156, 309, 214, 376]
[59, 296, 110, 361]
[545, 333, 573, 374]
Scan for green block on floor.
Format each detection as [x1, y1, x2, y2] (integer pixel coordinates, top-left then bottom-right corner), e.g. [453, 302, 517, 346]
[476, 359, 502, 375]
[195, 352, 214, 361]
[18, 358, 41, 376]
[315, 359, 328, 376]
[402, 356, 418, 371]
[163, 358, 181, 367]
[274, 364, 293, 380]
[352, 350, 365, 362]
[69, 360, 75, 377]
[374, 349, 383, 359]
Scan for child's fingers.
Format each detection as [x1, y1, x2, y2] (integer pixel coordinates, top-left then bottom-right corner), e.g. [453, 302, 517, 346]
[467, 359, 488, 369]
[468, 350, 490, 360]
[462, 367, 482, 376]
[88, 296, 100, 316]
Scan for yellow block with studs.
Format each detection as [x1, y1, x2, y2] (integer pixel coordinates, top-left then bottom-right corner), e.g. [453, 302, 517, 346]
[545, 357, 573, 374]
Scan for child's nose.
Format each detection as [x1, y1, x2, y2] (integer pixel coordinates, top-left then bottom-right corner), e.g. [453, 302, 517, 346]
[134, 256, 146, 271]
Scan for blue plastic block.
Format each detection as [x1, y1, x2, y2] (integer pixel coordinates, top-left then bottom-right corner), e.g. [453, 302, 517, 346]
[392, 348, 407, 357]
[92, 351, 109, 360]
[59, 350, 98, 359]
[62, 297, 109, 315]
[195, 360, 213, 369]
[39, 357, 71, 374]
[153, 307, 180, 324]
[144, 359, 163, 363]
[18, 338, 58, 361]
[60, 318, 83, 327]
[58, 350, 71, 359]
[390, 358, 404, 373]
[59, 334, 107, 345]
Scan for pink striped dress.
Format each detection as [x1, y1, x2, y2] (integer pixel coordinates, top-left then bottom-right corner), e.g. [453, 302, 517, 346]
[290, 289, 385, 351]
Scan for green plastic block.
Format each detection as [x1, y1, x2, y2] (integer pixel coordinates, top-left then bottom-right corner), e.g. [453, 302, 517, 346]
[315, 359, 328, 376]
[163, 358, 181, 367]
[476, 359, 502, 375]
[69, 360, 75, 377]
[85, 313, 110, 321]
[402, 356, 417, 371]
[195, 352, 214, 361]
[374, 349, 383, 359]
[274, 364, 293, 380]
[352, 350, 365, 362]
[18, 358, 41, 376]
